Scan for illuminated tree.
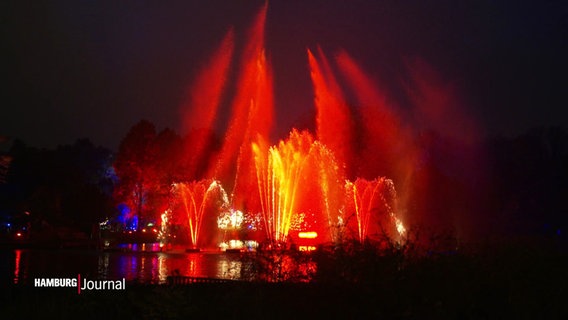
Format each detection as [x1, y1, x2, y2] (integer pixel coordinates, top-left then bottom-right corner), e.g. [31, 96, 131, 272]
[113, 120, 159, 226]
[151, 128, 184, 215]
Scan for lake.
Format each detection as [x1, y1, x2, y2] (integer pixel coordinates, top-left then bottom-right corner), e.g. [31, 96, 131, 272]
[2, 246, 246, 285]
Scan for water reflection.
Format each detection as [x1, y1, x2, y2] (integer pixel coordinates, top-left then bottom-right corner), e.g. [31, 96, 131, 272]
[97, 254, 109, 279]
[13, 249, 24, 284]
[6, 248, 247, 285]
[158, 255, 167, 282]
[218, 258, 242, 279]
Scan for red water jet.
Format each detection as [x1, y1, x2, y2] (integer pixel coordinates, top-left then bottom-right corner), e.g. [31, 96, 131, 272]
[213, 2, 273, 188]
[169, 4, 498, 248]
[308, 48, 353, 176]
[180, 29, 234, 179]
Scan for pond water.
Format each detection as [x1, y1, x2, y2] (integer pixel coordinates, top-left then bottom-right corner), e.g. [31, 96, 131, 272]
[1, 246, 245, 285]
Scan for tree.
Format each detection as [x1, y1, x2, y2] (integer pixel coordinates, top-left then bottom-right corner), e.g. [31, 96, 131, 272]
[113, 120, 159, 226]
[4, 138, 114, 233]
[151, 128, 184, 214]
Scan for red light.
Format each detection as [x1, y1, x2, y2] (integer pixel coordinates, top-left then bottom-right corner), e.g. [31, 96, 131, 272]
[16, 232, 22, 237]
[298, 231, 318, 239]
[152, 228, 157, 233]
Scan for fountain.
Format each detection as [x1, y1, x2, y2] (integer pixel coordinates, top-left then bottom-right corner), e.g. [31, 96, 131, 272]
[345, 178, 405, 243]
[161, 3, 409, 249]
[252, 129, 343, 244]
[170, 180, 228, 250]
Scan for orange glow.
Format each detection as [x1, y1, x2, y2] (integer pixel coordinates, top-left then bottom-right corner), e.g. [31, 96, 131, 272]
[336, 50, 417, 181]
[307, 48, 352, 173]
[175, 180, 228, 247]
[16, 232, 22, 237]
[213, 2, 272, 187]
[253, 130, 343, 243]
[394, 217, 406, 236]
[298, 231, 318, 239]
[182, 28, 234, 132]
[252, 130, 311, 242]
[298, 246, 317, 252]
[346, 178, 403, 241]
[169, 4, 425, 247]
[180, 28, 234, 179]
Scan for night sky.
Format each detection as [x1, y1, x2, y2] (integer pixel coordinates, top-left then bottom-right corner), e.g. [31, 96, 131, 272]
[2, 0, 567, 150]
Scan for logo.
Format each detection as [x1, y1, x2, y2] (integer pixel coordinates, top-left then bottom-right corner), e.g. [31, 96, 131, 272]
[34, 275, 126, 294]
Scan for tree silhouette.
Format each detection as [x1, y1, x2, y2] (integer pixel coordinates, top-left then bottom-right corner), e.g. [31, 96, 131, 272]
[113, 120, 159, 225]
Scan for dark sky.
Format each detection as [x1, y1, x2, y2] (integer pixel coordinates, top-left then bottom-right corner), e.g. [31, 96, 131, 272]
[2, 0, 567, 150]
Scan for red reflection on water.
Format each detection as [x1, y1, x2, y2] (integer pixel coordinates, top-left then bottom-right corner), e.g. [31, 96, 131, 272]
[13, 249, 21, 284]
[103, 251, 244, 283]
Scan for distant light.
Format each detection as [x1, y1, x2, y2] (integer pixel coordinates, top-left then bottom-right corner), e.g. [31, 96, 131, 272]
[299, 246, 316, 251]
[6, 223, 10, 227]
[152, 228, 157, 233]
[16, 232, 22, 237]
[298, 231, 318, 239]
[147, 223, 154, 227]
[142, 229, 147, 233]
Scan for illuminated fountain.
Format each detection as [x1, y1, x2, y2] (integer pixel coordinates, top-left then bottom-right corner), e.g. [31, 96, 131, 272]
[251, 131, 406, 246]
[345, 178, 406, 243]
[252, 130, 343, 244]
[168, 3, 411, 249]
[170, 180, 229, 249]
